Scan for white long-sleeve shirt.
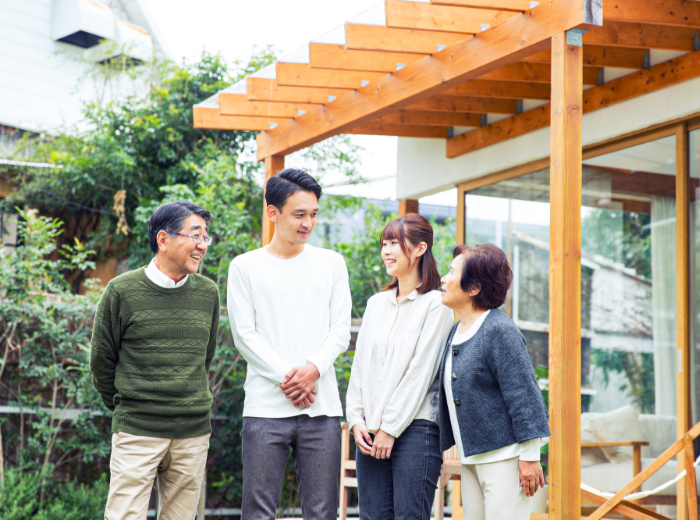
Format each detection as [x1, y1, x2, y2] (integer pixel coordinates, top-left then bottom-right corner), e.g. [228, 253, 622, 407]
[227, 245, 352, 418]
[145, 258, 188, 288]
[445, 310, 540, 464]
[346, 288, 454, 438]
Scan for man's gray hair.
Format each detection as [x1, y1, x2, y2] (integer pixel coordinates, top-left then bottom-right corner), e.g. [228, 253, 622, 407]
[148, 201, 212, 254]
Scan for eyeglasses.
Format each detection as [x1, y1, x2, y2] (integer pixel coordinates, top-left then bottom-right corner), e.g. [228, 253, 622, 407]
[175, 232, 213, 246]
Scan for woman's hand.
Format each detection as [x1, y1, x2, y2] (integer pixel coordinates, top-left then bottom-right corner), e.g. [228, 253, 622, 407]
[370, 429, 395, 459]
[518, 460, 545, 497]
[353, 423, 373, 455]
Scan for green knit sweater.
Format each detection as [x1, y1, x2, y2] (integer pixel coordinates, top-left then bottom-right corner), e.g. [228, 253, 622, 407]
[90, 267, 220, 439]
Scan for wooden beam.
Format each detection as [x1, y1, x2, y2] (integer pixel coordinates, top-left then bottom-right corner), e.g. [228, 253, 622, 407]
[443, 80, 551, 99]
[263, 156, 284, 245]
[193, 107, 289, 131]
[604, 0, 700, 29]
[548, 30, 582, 520]
[246, 77, 351, 104]
[276, 62, 384, 90]
[385, 0, 516, 34]
[523, 45, 647, 69]
[676, 122, 692, 520]
[408, 95, 518, 114]
[219, 94, 320, 117]
[345, 123, 449, 138]
[446, 48, 700, 157]
[345, 23, 470, 54]
[583, 21, 698, 51]
[256, 0, 601, 159]
[456, 185, 466, 244]
[377, 109, 482, 126]
[481, 61, 600, 85]
[430, 0, 532, 11]
[309, 43, 425, 73]
[398, 199, 420, 215]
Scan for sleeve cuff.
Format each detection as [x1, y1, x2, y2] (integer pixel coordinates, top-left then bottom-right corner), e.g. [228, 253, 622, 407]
[518, 438, 541, 461]
[306, 354, 331, 377]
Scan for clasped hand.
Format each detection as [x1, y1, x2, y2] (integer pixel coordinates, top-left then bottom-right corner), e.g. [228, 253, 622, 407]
[280, 363, 319, 408]
[353, 424, 395, 459]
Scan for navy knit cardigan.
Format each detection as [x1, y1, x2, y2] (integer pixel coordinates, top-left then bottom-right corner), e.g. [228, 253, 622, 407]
[438, 309, 551, 456]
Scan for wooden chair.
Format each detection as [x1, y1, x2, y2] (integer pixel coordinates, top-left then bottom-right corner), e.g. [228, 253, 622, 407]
[582, 422, 700, 520]
[434, 446, 462, 520]
[339, 423, 358, 520]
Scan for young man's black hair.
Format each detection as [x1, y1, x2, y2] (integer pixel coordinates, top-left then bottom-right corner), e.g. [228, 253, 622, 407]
[265, 168, 322, 210]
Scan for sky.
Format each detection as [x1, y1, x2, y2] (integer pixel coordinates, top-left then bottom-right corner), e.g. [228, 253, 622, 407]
[141, 0, 456, 207]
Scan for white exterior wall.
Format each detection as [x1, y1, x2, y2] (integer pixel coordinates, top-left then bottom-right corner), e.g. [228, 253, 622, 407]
[396, 76, 700, 199]
[0, 0, 170, 134]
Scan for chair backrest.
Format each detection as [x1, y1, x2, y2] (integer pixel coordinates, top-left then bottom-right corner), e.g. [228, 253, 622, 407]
[638, 414, 676, 459]
[443, 445, 460, 462]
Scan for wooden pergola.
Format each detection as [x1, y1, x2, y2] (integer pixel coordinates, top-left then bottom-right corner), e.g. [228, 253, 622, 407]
[193, 1, 700, 518]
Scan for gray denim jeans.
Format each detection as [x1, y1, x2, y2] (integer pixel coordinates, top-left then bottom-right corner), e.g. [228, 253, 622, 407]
[241, 415, 341, 520]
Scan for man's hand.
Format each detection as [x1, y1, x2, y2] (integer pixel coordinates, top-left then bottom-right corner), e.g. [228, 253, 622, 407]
[281, 363, 320, 408]
[352, 423, 373, 455]
[370, 429, 395, 460]
[518, 460, 545, 497]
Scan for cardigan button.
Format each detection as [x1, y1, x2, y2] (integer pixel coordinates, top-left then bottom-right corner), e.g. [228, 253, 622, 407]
[451, 373, 457, 381]
[452, 348, 458, 355]
[454, 399, 461, 406]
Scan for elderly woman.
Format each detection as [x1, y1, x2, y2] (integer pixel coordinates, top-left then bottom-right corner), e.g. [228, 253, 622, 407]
[439, 244, 550, 520]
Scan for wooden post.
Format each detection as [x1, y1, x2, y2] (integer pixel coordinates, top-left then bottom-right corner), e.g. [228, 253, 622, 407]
[456, 185, 466, 245]
[548, 31, 583, 520]
[676, 122, 692, 520]
[263, 155, 285, 246]
[398, 199, 419, 216]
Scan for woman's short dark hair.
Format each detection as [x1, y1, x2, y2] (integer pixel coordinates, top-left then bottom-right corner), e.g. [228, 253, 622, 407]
[453, 244, 512, 310]
[265, 168, 322, 211]
[381, 214, 441, 295]
[149, 201, 212, 254]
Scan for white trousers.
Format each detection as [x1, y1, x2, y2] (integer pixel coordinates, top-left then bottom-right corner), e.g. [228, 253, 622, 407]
[105, 432, 210, 520]
[460, 457, 532, 520]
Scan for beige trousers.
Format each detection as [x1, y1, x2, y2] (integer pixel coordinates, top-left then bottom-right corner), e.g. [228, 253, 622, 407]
[460, 457, 532, 520]
[105, 432, 210, 520]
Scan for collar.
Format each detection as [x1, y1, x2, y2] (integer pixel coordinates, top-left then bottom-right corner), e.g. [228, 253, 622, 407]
[391, 285, 420, 306]
[145, 258, 189, 289]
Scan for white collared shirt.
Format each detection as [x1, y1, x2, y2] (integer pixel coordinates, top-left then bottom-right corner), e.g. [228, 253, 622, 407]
[444, 309, 540, 464]
[346, 288, 455, 438]
[145, 258, 189, 288]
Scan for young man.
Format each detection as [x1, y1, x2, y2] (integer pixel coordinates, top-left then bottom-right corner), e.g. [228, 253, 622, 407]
[91, 201, 220, 520]
[228, 168, 352, 520]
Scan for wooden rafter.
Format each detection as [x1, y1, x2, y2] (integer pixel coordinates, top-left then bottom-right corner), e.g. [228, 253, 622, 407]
[430, 0, 532, 11]
[385, 0, 516, 34]
[603, 0, 700, 28]
[445, 48, 700, 158]
[408, 95, 518, 114]
[481, 61, 600, 84]
[193, 108, 288, 131]
[345, 23, 470, 54]
[584, 21, 698, 50]
[255, 0, 601, 159]
[346, 123, 449, 138]
[246, 77, 351, 104]
[523, 45, 647, 69]
[376, 110, 482, 126]
[309, 43, 425, 73]
[443, 80, 550, 99]
[219, 94, 320, 117]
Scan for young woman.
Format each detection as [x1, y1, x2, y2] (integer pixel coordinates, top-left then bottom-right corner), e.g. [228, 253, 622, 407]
[346, 214, 454, 520]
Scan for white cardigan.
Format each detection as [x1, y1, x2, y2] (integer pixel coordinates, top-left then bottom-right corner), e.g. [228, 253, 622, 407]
[346, 288, 454, 438]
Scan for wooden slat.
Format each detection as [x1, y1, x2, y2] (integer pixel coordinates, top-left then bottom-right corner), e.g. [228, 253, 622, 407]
[604, 0, 700, 29]
[345, 123, 449, 138]
[345, 23, 471, 54]
[430, 0, 531, 11]
[344, 460, 356, 470]
[385, 0, 516, 34]
[408, 95, 518, 114]
[684, 439, 698, 520]
[584, 21, 697, 51]
[456, 185, 466, 244]
[256, 0, 602, 159]
[581, 441, 649, 447]
[548, 31, 582, 520]
[343, 477, 358, 487]
[309, 43, 425, 73]
[378, 109, 482, 126]
[581, 487, 673, 520]
[398, 199, 419, 215]
[481, 61, 600, 85]
[193, 107, 289, 131]
[246, 77, 351, 104]
[276, 62, 384, 89]
[523, 45, 647, 69]
[447, 49, 700, 157]
[219, 94, 320, 117]
[676, 122, 692, 520]
[443, 80, 550, 99]
[263, 156, 284, 245]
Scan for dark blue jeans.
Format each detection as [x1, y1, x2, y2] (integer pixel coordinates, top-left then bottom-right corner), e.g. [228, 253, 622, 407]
[356, 420, 442, 520]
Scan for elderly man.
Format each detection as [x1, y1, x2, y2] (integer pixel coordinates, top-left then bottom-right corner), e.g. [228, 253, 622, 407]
[91, 200, 220, 520]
